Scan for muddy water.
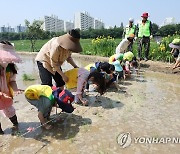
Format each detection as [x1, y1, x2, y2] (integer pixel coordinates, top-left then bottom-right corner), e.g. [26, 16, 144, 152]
[0, 54, 180, 154]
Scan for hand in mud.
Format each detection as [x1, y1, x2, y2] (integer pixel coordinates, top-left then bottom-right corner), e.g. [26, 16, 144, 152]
[82, 99, 88, 106]
[14, 89, 24, 95]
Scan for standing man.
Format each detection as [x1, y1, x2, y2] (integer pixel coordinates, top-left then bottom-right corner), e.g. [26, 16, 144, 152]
[136, 12, 152, 61]
[123, 18, 136, 52]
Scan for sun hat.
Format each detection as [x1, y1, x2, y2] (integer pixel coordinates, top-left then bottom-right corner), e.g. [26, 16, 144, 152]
[123, 51, 134, 61]
[141, 12, 149, 18]
[0, 42, 21, 64]
[115, 53, 124, 61]
[129, 18, 134, 23]
[57, 29, 82, 53]
[169, 38, 180, 50]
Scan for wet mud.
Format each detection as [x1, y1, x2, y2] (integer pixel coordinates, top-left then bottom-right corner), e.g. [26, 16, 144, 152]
[0, 53, 180, 154]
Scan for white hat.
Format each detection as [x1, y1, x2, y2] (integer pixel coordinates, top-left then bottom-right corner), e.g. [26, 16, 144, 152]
[129, 18, 134, 22]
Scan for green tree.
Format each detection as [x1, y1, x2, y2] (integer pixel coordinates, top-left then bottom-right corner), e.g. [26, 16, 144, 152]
[25, 19, 44, 52]
[152, 23, 159, 36]
[158, 24, 177, 36]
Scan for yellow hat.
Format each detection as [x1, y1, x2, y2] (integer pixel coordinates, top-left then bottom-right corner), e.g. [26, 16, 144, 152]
[123, 52, 134, 61]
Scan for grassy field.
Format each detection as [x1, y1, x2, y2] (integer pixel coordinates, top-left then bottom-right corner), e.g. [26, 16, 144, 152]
[13, 40, 49, 52]
[12, 38, 173, 62]
[12, 39, 122, 53]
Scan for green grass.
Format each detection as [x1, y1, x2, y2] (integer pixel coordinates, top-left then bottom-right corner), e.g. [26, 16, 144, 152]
[22, 73, 35, 81]
[13, 39, 121, 53]
[12, 37, 177, 62]
[13, 39, 48, 52]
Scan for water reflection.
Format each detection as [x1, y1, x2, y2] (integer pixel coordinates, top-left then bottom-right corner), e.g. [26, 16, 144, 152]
[16, 54, 94, 89]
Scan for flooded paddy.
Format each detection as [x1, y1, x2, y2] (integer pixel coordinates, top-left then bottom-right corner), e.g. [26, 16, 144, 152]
[0, 54, 180, 154]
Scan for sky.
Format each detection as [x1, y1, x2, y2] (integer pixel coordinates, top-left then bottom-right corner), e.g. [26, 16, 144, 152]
[0, 0, 179, 28]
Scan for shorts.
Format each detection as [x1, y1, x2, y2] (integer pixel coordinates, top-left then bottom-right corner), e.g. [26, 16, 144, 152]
[26, 96, 52, 118]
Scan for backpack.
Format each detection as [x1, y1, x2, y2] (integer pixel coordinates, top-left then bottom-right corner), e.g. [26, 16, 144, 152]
[52, 88, 74, 113]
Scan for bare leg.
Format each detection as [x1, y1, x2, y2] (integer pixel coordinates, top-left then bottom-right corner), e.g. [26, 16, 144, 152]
[0, 123, 4, 134]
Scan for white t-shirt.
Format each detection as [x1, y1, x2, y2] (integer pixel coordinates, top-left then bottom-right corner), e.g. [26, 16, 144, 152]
[115, 38, 130, 54]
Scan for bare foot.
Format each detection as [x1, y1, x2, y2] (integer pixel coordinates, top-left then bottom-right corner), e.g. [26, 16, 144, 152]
[42, 124, 53, 130]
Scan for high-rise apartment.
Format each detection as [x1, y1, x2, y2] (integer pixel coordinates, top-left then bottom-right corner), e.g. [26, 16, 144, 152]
[43, 15, 64, 32]
[64, 21, 74, 32]
[74, 12, 95, 31]
[94, 19, 104, 29]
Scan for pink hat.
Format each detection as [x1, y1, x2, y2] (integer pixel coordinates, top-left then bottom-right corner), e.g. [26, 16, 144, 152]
[141, 12, 149, 18]
[0, 42, 21, 64]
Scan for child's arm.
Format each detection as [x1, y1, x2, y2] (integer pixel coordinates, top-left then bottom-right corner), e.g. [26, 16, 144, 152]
[38, 111, 52, 130]
[112, 81, 121, 90]
[76, 77, 88, 105]
[9, 74, 24, 94]
[77, 94, 88, 105]
[171, 48, 175, 54]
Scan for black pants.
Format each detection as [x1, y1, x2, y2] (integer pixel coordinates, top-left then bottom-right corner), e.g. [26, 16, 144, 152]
[127, 41, 133, 52]
[37, 61, 65, 87]
[138, 37, 150, 59]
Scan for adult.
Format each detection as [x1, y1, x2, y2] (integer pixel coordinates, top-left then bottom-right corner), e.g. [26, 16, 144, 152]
[169, 38, 180, 69]
[136, 12, 152, 61]
[35, 29, 82, 89]
[116, 34, 135, 54]
[123, 18, 136, 52]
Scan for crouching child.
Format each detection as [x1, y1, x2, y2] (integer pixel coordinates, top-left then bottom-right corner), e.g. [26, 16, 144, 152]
[25, 85, 74, 130]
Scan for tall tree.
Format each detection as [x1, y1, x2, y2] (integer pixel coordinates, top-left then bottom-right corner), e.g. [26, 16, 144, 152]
[25, 20, 44, 52]
[151, 23, 159, 36]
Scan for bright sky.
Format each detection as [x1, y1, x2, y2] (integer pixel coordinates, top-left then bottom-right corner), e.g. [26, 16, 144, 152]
[0, 0, 179, 27]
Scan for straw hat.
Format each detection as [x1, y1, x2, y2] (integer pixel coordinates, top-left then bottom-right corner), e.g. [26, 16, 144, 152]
[57, 29, 82, 53]
[0, 42, 21, 64]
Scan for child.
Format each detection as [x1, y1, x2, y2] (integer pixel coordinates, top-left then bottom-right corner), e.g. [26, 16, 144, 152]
[0, 41, 23, 134]
[109, 54, 124, 80]
[25, 85, 74, 130]
[64, 68, 106, 106]
[85, 62, 120, 90]
[85, 62, 113, 74]
[169, 39, 180, 69]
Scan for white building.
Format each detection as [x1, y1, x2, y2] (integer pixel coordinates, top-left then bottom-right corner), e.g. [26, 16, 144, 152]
[94, 19, 104, 29]
[163, 17, 176, 26]
[64, 21, 74, 32]
[43, 15, 64, 32]
[74, 12, 94, 31]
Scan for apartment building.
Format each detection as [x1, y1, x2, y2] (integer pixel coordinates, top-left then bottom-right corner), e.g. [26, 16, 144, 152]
[0, 25, 15, 33]
[43, 15, 64, 32]
[94, 19, 104, 29]
[74, 12, 95, 31]
[64, 21, 74, 32]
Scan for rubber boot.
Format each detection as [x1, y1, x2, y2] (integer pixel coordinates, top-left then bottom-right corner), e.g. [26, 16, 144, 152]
[0, 123, 4, 134]
[9, 115, 18, 126]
